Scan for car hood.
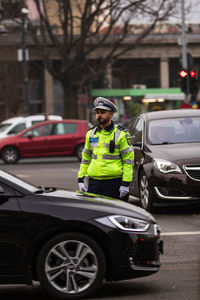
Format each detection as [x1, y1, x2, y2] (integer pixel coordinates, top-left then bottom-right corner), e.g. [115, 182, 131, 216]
[41, 189, 155, 223]
[150, 142, 200, 165]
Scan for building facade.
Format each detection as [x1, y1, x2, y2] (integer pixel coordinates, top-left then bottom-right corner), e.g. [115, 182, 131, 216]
[0, 1, 200, 121]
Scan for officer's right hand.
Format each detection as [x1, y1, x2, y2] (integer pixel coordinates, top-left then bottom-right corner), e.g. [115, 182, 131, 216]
[78, 183, 87, 192]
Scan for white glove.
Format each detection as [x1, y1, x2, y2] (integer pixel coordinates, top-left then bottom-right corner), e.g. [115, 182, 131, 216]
[78, 183, 87, 192]
[119, 186, 129, 199]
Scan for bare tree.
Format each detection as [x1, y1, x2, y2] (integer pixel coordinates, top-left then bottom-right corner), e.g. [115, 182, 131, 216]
[29, 0, 180, 118]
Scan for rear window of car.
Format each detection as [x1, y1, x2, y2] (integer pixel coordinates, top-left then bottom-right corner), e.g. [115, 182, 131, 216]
[53, 123, 77, 135]
[9, 123, 26, 134]
[31, 120, 44, 125]
[0, 123, 12, 133]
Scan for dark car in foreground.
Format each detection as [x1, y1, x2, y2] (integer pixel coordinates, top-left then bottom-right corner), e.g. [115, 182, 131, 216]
[128, 109, 200, 211]
[0, 119, 91, 164]
[0, 169, 162, 299]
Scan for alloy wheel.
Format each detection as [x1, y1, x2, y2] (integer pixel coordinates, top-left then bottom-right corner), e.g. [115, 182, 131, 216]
[140, 174, 150, 210]
[45, 239, 98, 294]
[2, 147, 19, 164]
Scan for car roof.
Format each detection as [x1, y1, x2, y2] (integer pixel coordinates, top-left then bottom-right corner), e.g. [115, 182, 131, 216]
[140, 109, 200, 121]
[1, 115, 62, 124]
[0, 119, 87, 138]
[31, 119, 87, 124]
[19, 119, 88, 132]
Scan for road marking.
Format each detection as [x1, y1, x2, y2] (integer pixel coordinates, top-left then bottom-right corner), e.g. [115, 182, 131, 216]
[17, 174, 29, 178]
[161, 231, 200, 236]
[68, 168, 78, 172]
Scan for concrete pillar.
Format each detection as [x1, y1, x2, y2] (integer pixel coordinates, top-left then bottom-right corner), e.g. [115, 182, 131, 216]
[160, 57, 169, 88]
[44, 67, 54, 114]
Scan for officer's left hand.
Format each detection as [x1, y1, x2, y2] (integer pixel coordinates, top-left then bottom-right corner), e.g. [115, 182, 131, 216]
[119, 186, 129, 199]
[78, 183, 87, 192]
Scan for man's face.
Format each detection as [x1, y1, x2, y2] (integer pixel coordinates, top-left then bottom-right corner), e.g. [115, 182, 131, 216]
[95, 109, 113, 126]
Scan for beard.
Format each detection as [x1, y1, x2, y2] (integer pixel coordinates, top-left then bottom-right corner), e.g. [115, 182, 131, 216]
[97, 115, 110, 126]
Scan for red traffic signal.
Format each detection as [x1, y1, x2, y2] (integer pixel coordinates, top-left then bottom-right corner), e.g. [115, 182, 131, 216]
[179, 70, 188, 78]
[190, 70, 197, 78]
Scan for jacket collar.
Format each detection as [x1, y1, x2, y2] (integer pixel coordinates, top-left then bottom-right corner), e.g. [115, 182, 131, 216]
[95, 121, 114, 133]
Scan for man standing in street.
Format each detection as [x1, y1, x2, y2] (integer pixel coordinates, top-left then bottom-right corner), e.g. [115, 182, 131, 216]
[77, 97, 134, 201]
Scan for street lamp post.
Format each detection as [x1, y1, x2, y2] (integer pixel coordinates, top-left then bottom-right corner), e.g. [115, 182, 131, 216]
[21, 7, 29, 115]
[181, 0, 190, 103]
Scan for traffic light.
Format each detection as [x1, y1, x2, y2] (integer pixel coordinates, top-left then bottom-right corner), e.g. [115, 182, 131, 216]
[179, 69, 188, 93]
[178, 69, 199, 96]
[189, 69, 198, 98]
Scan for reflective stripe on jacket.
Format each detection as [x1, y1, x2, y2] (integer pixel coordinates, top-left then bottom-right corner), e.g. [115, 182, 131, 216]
[78, 124, 134, 183]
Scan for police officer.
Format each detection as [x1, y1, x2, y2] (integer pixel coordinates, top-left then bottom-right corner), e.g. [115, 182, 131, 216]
[77, 97, 134, 200]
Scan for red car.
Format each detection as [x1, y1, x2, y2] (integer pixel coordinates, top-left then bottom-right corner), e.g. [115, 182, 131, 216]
[0, 120, 92, 164]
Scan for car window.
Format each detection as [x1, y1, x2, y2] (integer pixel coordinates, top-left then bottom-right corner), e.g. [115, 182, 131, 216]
[9, 123, 26, 134]
[148, 117, 200, 144]
[0, 123, 12, 133]
[133, 118, 143, 143]
[31, 120, 44, 125]
[23, 124, 53, 137]
[52, 123, 77, 135]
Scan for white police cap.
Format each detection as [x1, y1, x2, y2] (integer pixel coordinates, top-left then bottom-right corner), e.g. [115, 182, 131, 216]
[93, 97, 118, 113]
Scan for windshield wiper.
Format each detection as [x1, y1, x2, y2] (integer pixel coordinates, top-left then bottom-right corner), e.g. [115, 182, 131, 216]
[151, 141, 174, 145]
[34, 185, 56, 194]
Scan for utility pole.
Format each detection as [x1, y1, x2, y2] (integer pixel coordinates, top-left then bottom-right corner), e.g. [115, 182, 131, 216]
[21, 7, 30, 114]
[181, 0, 190, 103]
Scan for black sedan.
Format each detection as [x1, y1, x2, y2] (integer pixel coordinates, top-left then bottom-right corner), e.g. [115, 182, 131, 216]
[0, 169, 162, 299]
[128, 109, 200, 211]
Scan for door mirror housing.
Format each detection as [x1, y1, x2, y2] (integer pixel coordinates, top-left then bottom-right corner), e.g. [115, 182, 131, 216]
[0, 185, 5, 194]
[28, 133, 33, 139]
[131, 136, 142, 147]
[132, 141, 142, 147]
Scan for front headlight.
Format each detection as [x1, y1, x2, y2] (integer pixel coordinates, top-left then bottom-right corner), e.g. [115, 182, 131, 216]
[154, 158, 182, 174]
[96, 215, 150, 232]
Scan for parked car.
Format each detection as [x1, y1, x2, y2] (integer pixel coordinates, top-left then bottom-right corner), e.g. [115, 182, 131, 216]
[0, 169, 163, 299]
[127, 109, 200, 211]
[0, 119, 91, 163]
[0, 114, 63, 139]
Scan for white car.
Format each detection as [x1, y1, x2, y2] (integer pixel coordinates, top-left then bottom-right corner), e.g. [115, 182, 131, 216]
[0, 115, 63, 139]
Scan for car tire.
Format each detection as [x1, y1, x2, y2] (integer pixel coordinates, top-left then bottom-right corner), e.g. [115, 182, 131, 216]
[75, 144, 84, 161]
[139, 172, 154, 212]
[1, 146, 19, 164]
[36, 232, 106, 300]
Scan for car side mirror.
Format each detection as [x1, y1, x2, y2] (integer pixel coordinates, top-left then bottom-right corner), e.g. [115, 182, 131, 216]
[28, 133, 33, 139]
[0, 186, 20, 201]
[0, 186, 10, 202]
[132, 141, 142, 147]
[0, 186, 5, 194]
[131, 136, 142, 147]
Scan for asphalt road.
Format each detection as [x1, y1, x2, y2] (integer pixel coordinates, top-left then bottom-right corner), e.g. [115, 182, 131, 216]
[0, 157, 200, 300]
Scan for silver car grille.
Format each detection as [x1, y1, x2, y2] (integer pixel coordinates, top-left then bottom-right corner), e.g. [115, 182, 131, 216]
[184, 165, 200, 181]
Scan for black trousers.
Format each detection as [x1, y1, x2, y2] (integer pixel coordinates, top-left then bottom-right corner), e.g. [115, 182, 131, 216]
[87, 177, 129, 201]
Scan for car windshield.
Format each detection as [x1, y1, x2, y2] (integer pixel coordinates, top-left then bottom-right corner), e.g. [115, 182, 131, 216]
[0, 170, 37, 193]
[148, 117, 200, 145]
[0, 123, 12, 133]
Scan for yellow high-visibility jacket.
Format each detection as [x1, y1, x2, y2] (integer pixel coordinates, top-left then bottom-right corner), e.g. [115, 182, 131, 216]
[78, 123, 134, 185]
